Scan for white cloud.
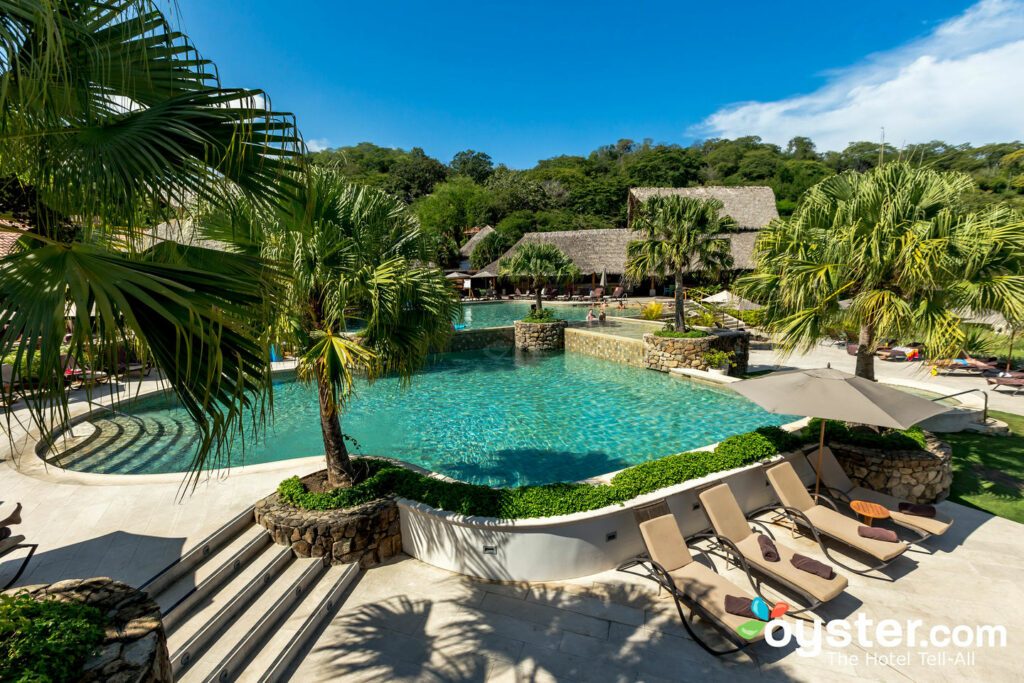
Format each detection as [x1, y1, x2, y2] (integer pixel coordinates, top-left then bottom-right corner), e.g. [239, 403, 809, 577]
[694, 0, 1024, 150]
[306, 138, 331, 152]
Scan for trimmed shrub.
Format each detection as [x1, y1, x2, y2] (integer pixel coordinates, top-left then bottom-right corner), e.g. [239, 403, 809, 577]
[805, 419, 928, 451]
[278, 424, 813, 520]
[0, 592, 107, 683]
[653, 329, 709, 339]
[521, 308, 562, 323]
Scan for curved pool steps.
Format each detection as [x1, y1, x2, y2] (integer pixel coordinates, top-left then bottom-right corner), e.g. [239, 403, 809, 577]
[141, 508, 359, 682]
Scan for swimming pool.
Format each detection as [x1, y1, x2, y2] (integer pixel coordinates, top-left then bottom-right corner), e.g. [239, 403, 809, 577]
[458, 301, 641, 329]
[53, 349, 795, 486]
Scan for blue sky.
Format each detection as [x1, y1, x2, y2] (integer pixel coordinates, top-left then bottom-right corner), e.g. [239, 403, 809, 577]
[175, 0, 1023, 168]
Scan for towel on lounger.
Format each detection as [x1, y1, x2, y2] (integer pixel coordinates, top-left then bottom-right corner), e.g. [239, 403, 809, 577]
[724, 595, 761, 620]
[756, 534, 779, 562]
[790, 553, 834, 580]
[858, 525, 899, 543]
[897, 502, 936, 518]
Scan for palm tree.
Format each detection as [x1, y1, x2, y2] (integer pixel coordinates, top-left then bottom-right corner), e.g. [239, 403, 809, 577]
[737, 162, 1024, 379]
[204, 169, 460, 488]
[0, 1, 303, 483]
[498, 243, 580, 313]
[625, 195, 735, 331]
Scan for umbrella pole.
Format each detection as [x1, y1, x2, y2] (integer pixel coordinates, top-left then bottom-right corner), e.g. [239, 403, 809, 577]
[815, 419, 825, 497]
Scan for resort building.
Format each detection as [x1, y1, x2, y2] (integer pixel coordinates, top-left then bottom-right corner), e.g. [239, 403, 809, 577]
[458, 224, 494, 270]
[477, 186, 779, 293]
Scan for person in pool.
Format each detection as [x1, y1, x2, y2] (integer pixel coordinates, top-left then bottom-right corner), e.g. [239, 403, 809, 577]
[586, 308, 596, 323]
[598, 310, 607, 323]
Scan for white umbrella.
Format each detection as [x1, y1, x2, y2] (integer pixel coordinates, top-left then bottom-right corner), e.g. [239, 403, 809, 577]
[732, 366, 950, 495]
[444, 271, 470, 280]
[702, 290, 762, 311]
[599, 269, 607, 288]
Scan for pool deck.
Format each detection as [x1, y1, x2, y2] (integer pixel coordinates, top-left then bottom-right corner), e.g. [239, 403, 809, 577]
[3, 347, 1024, 681]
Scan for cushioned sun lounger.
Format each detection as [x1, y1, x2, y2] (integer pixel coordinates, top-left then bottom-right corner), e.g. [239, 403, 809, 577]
[987, 377, 1024, 395]
[699, 483, 847, 613]
[765, 461, 908, 573]
[808, 447, 953, 541]
[618, 503, 770, 656]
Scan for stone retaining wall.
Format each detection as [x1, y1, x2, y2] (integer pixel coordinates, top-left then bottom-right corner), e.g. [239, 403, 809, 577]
[830, 435, 953, 503]
[643, 329, 749, 376]
[446, 326, 515, 352]
[514, 319, 567, 351]
[255, 493, 401, 568]
[564, 329, 646, 367]
[3, 578, 172, 682]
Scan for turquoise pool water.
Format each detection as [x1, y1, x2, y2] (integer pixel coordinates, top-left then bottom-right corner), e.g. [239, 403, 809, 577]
[56, 349, 795, 486]
[458, 302, 641, 329]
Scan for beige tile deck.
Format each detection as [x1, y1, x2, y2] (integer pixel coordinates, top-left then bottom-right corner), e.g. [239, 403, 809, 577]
[294, 501, 1024, 682]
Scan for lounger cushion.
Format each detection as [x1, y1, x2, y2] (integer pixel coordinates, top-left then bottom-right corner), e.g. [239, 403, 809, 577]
[810, 447, 855, 494]
[699, 484, 754, 543]
[803, 506, 908, 562]
[766, 462, 817, 512]
[639, 515, 693, 572]
[847, 487, 953, 537]
[735, 535, 848, 602]
[668, 562, 765, 642]
[0, 534, 26, 555]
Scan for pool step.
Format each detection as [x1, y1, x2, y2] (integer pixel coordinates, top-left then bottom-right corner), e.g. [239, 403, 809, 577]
[145, 510, 357, 681]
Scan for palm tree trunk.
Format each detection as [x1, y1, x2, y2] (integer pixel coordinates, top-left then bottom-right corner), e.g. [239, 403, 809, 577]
[674, 271, 686, 331]
[535, 286, 543, 312]
[317, 372, 354, 488]
[855, 322, 876, 380]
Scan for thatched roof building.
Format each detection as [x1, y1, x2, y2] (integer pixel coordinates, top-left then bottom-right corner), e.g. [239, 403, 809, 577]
[481, 227, 762, 277]
[458, 225, 494, 258]
[627, 186, 779, 229]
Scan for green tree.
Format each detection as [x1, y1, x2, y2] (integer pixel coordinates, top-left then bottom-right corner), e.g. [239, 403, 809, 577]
[498, 243, 580, 312]
[414, 176, 493, 267]
[625, 196, 735, 331]
[0, 0, 302, 481]
[210, 171, 459, 488]
[385, 147, 449, 203]
[450, 149, 494, 183]
[737, 162, 1024, 379]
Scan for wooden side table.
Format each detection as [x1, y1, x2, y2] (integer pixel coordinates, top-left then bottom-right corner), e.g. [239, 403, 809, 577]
[850, 500, 890, 527]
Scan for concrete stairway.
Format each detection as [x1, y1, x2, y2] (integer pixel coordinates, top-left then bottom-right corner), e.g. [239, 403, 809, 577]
[140, 507, 358, 682]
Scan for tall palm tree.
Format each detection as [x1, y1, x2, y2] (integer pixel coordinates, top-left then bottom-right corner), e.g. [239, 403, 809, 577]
[625, 195, 735, 331]
[0, 1, 303, 483]
[737, 162, 1024, 379]
[498, 242, 580, 313]
[203, 169, 460, 488]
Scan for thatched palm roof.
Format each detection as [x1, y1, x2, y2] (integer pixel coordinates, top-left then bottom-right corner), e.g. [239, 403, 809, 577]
[628, 186, 779, 229]
[482, 228, 762, 277]
[458, 225, 495, 257]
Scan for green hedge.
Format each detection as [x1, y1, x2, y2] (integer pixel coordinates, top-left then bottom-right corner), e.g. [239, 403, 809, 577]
[277, 426, 810, 519]
[805, 418, 929, 451]
[653, 329, 709, 339]
[521, 308, 563, 323]
[0, 592, 107, 683]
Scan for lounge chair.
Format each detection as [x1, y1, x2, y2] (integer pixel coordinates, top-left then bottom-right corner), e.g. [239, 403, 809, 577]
[699, 483, 848, 614]
[765, 461, 909, 574]
[116, 348, 152, 379]
[617, 502, 773, 656]
[806, 447, 953, 542]
[609, 286, 626, 301]
[588, 287, 604, 302]
[931, 357, 997, 374]
[61, 354, 109, 388]
[987, 377, 1024, 395]
[0, 502, 35, 590]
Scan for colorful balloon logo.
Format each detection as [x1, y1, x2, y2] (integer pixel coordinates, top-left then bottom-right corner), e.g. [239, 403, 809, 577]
[735, 600, 789, 639]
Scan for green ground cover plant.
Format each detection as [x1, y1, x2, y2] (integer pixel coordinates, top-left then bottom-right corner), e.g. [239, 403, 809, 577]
[0, 592, 107, 683]
[945, 410, 1024, 524]
[277, 425, 808, 519]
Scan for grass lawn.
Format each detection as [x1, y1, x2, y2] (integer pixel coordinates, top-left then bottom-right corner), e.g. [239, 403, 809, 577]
[945, 410, 1024, 524]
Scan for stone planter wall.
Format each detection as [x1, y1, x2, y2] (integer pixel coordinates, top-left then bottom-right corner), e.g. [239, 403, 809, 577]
[514, 319, 567, 351]
[564, 329, 646, 367]
[643, 329, 749, 376]
[830, 434, 953, 503]
[255, 493, 401, 568]
[2, 578, 172, 682]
